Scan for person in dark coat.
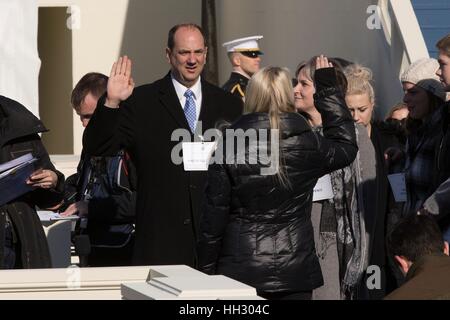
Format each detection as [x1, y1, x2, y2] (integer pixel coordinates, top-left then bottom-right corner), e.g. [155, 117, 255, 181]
[83, 23, 243, 267]
[399, 58, 447, 215]
[385, 214, 450, 300]
[294, 59, 368, 300]
[344, 64, 406, 299]
[222, 36, 263, 100]
[198, 57, 358, 300]
[384, 102, 408, 145]
[421, 34, 450, 242]
[0, 95, 64, 269]
[60, 72, 136, 267]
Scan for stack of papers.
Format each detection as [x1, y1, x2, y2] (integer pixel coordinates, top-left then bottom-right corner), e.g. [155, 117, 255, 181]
[37, 211, 79, 222]
[0, 153, 38, 206]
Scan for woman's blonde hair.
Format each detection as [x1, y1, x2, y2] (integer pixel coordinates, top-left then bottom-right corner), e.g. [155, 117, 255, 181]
[244, 66, 296, 128]
[344, 64, 375, 105]
[244, 66, 296, 189]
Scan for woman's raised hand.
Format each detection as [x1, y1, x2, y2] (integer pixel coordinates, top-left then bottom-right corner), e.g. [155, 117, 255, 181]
[315, 54, 333, 70]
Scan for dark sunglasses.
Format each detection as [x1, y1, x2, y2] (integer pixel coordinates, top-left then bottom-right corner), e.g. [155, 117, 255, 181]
[240, 51, 262, 58]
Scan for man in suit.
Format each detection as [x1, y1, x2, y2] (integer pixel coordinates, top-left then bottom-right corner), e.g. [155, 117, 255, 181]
[222, 36, 263, 100]
[83, 23, 242, 267]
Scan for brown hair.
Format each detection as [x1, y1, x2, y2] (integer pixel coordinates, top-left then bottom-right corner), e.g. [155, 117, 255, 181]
[385, 102, 408, 121]
[436, 34, 450, 57]
[295, 56, 348, 94]
[388, 214, 445, 262]
[71, 72, 108, 112]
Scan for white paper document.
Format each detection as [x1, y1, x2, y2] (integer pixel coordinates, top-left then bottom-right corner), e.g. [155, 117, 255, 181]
[388, 173, 407, 203]
[37, 211, 79, 222]
[0, 153, 36, 178]
[313, 174, 334, 202]
[182, 142, 216, 171]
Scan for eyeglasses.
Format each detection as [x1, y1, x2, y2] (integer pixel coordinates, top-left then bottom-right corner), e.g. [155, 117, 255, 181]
[240, 51, 261, 58]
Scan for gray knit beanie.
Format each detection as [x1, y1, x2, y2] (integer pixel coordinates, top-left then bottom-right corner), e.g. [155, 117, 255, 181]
[401, 58, 446, 101]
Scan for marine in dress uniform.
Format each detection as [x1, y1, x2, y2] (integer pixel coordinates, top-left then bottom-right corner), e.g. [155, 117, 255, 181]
[222, 35, 264, 100]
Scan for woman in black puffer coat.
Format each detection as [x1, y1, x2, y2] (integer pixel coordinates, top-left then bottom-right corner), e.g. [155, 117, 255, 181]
[197, 56, 358, 300]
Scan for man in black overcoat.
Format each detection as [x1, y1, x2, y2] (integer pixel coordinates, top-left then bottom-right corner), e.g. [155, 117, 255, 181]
[83, 23, 242, 267]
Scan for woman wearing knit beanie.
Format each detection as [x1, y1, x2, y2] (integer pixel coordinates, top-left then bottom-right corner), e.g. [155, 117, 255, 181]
[401, 58, 446, 119]
[399, 58, 446, 216]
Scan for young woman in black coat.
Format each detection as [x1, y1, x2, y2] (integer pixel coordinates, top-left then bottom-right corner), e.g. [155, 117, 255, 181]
[197, 56, 357, 300]
[0, 96, 64, 269]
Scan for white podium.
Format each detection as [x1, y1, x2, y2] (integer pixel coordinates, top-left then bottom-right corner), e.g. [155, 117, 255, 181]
[122, 265, 263, 300]
[0, 266, 151, 300]
[0, 265, 263, 300]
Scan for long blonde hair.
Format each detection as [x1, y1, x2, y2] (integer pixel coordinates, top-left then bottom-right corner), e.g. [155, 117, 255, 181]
[244, 66, 296, 128]
[244, 66, 296, 189]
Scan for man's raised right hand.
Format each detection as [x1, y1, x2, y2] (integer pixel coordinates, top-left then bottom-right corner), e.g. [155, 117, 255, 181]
[105, 56, 135, 108]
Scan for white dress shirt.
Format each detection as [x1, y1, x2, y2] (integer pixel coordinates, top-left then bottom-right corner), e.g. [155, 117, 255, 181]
[171, 74, 202, 122]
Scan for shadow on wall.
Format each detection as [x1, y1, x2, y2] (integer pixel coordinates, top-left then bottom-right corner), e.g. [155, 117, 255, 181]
[216, 0, 404, 118]
[38, 7, 74, 154]
[120, 0, 202, 86]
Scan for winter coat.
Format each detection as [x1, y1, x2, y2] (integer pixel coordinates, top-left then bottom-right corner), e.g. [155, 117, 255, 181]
[384, 254, 450, 300]
[198, 68, 358, 293]
[83, 73, 243, 266]
[424, 101, 450, 234]
[0, 96, 64, 268]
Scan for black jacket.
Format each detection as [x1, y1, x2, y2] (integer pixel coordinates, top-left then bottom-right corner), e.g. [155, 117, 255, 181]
[222, 72, 249, 100]
[198, 69, 358, 293]
[83, 73, 243, 266]
[0, 96, 64, 269]
[435, 101, 450, 187]
[363, 121, 404, 299]
[430, 101, 450, 230]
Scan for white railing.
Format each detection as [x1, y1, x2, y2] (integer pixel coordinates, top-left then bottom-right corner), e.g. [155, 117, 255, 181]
[378, 0, 429, 75]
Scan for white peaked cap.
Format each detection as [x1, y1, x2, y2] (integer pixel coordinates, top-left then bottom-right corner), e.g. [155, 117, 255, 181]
[222, 35, 264, 53]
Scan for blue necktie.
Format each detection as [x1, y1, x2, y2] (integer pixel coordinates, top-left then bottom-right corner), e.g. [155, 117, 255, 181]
[184, 89, 196, 133]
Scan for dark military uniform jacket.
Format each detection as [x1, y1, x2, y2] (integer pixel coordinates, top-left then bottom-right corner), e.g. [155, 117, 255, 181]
[222, 72, 249, 100]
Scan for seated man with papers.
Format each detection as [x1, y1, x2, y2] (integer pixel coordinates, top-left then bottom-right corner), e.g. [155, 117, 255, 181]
[0, 95, 65, 269]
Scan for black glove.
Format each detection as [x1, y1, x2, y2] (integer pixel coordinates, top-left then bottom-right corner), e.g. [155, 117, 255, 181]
[314, 67, 338, 93]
